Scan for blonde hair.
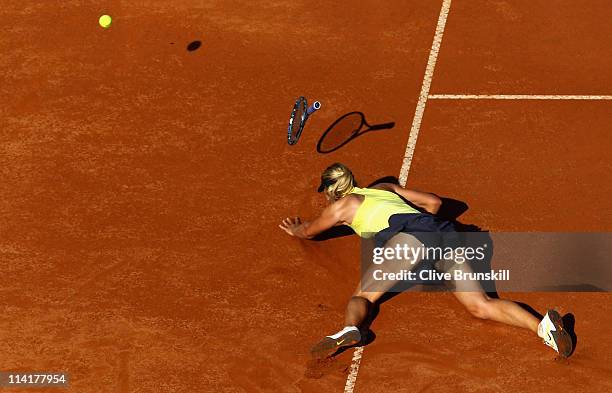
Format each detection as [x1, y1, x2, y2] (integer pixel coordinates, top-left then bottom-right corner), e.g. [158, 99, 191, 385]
[320, 163, 356, 201]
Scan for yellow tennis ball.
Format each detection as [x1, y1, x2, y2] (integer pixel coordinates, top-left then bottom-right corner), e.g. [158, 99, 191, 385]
[99, 15, 112, 29]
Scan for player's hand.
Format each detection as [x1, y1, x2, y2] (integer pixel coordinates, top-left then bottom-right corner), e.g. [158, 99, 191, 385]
[279, 217, 302, 236]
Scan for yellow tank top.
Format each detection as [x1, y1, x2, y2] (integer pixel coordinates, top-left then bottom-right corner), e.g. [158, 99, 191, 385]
[348, 187, 419, 237]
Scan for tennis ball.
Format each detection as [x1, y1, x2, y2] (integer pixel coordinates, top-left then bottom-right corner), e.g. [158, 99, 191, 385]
[99, 14, 112, 29]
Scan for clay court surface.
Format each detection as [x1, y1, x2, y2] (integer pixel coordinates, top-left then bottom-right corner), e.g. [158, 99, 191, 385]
[1, 1, 611, 392]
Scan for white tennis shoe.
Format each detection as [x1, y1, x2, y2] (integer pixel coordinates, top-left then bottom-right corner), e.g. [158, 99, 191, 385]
[310, 326, 361, 359]
[538, 310, 573, 358]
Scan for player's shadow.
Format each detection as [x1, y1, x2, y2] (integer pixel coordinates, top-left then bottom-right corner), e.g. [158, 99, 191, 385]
[316, 112, 395, 154]
[562, 313, 577, 356]
[312, 225, 354, 241]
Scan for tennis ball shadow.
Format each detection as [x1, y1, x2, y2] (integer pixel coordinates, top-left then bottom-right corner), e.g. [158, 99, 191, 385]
[187, 40, 202, 51]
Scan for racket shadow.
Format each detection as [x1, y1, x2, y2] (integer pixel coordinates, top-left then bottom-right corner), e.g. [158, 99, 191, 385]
[316, 112, 395, 154]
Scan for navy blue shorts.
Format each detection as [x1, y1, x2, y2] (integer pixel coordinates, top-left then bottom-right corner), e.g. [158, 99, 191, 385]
[374, 213, 459, 249]
[373, 213, 464, 284]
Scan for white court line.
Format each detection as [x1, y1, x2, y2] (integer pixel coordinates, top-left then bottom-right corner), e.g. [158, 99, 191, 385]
[343, 347, 364, 393]
[429, 94, 612, 100]
[399, 0, 451, 186]
[398, 0, 453, 187]
[343, 1, 453, 392]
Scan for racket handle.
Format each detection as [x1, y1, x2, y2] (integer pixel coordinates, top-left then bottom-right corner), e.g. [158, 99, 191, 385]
[306, 101, 321, 116]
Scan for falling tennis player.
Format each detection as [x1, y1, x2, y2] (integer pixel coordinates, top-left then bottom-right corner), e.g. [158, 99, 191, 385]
[279, 163, 572, 359]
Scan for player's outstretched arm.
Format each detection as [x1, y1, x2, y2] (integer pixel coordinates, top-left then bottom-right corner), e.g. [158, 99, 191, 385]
[279, 203, 342, 239]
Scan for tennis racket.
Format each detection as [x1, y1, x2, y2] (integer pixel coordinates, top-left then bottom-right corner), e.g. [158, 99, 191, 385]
[316, 112, 394, 153]
[287, 97, 321, 145]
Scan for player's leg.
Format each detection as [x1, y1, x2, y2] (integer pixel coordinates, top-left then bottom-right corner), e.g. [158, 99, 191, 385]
[443, 259, 572, 357]
[309, 293, 379, 359]
[311, 233, 422, 358]
[344, 294, 377, 328]
[442, 261, 538, 330]
[453, 291, 539, 331]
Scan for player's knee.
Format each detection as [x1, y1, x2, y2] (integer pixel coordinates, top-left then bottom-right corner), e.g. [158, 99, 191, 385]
[351, 294, 375, 307]
[353, 291, 378, 304]
[466, 299, 491, 320]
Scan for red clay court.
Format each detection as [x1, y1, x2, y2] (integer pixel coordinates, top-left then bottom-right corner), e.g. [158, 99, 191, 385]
[1, 1, 611, 392]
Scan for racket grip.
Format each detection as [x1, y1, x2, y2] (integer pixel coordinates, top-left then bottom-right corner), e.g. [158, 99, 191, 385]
[306, 101, 321, 116]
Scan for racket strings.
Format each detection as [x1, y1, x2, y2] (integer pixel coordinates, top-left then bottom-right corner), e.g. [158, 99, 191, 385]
[288, 98, 307, 145]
